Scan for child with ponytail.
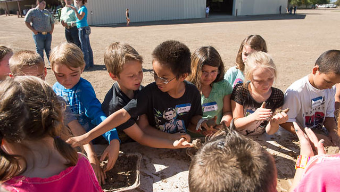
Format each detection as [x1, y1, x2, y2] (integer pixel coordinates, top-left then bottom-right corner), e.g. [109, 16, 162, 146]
[0, 76, 102, 192]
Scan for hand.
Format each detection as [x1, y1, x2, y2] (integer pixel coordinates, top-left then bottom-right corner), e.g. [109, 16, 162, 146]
[88, 154, 106, 185]
[66, 134, 90, 147]
[201, 116, 217, 130]
[294, 123, 325, 156]
[328, 131, 340, 146]
[61, 20, 67, 27]
[32, 29, 38, 35]
[251, 107, 272, 121]
[67, 5, 77, 11]
[170, 132, 191, 142]
[270, 111, 288, 125]
[100, 140, 119, 172]
[173, 138, 194, 148]
[49, 30, 53, 34]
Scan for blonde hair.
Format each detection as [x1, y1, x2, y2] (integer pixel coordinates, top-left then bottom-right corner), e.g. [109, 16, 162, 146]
[244, 51, 277, 85]
[187, 46, 225, 90]
[9, 50, 44, 75]
[104, 42, 143, 77]
[236, 35, 267, 72]
[0, 46, 13, 61]
[50, 42, 85, 70]
[0, 76, 78, 181]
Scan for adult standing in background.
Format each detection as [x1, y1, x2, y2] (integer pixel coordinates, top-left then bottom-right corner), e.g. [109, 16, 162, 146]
[126, 9, 130, 26]
[25, 0, 54, 63]
[60, 0, 81, 48]
[68, 0, 93, 70]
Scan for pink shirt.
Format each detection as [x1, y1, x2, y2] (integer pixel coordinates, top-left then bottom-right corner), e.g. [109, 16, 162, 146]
[293, 153, 340, 192]
[2, 153, 102, 192]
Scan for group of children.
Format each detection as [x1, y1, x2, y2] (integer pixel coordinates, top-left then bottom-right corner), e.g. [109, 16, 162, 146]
[1, 33, 340, 191]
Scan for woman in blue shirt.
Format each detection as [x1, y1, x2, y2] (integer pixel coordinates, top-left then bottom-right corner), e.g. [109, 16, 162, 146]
[68, 0, 93, 70]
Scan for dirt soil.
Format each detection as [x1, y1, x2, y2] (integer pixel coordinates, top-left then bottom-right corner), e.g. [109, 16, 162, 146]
[2, 8, 340, 192]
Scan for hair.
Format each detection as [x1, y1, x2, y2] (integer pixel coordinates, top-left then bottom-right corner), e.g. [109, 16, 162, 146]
[315, 50, 340, 75]
[187, 46, 225, 90]
[0, 46, 13, 62]
[36, 0, 45, 4]
[9, 50, 44, 76]
[189, 127, 277, 192]
[235, 35, 267, 72]
[152, 40, 191, 79]
[0, 76, 78, 182]
[78, 0, 87, 4]
[50, 42, 85, 70]
[244, 51, 277, 86]
[104, 42, 143, 77]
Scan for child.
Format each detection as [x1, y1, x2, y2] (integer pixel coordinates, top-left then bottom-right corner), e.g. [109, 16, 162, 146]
[9, 49, 105, 184]
[281, 50, 340, 146]
[290, 122, 340, 192]
[67, 40, 214, 149]
[0, 76, 102, 192]
[0, 46, 13, 81]
[187, 46, 233, 133]
[205, 6, 209, 18]
[125, 9, 130, 26]
[224, 35, 267, 88]
[188, 126, 278, 192]
[50, 42, 120, 172]
[231, 51, 288, 136]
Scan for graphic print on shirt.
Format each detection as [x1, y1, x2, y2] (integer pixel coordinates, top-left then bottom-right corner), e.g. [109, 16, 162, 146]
[154, 103, 191, 133]
[243, 107, 267, 135]
[233, 78, 243, 87]
[304, 96, 325, 131]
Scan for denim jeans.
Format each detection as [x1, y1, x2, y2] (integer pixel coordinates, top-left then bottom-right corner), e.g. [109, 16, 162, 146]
[33, 32, 52, 62]
[78, 26, 94, 69]
[65, 26, 81, 48]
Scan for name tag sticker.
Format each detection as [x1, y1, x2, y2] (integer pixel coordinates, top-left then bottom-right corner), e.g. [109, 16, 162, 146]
[202, 102, 218, 112]
[176, 103, 191, 114]
[311, 96, 324, 108]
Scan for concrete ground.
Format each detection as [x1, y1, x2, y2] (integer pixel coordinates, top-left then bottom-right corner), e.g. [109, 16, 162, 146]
[1, 8, 340, 192]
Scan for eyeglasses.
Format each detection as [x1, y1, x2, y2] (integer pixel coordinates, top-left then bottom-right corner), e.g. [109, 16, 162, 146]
[151, 71, 176, 84]
[202, 70, 219, 77]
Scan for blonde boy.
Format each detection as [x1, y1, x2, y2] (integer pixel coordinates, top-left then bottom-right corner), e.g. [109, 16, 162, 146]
[9, 49, 105, 184]
[0, 46, 13, 81]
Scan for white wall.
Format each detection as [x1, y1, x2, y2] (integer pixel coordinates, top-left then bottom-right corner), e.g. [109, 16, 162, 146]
[234, 0, 287, 16]
[86, 0, 206, 25]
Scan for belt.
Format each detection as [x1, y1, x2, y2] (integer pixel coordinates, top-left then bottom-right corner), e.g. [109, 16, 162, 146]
[38, 32, 48, 35]
[66, 24, 77, 29]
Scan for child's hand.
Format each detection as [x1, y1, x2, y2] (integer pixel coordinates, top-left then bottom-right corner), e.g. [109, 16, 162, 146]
[328, 131, 340, 146]
[201, 116, 217, 130]
[270, 111, 288, 125]
[66, 134, 90, 147]
[251, 107, 272, 121]
[67, 5, 76, 11]
[100, 140, 119, 172]
[170, 132, 191, 142]
[173, 138, 194, 148]
[88, 154, 106, 185]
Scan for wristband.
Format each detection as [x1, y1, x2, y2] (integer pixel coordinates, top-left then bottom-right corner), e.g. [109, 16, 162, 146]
[196, 118, 206, 131]
[295, 155, 310, 169]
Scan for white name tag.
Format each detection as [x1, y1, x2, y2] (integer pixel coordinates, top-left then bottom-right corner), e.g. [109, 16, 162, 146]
[202, 102, 218, 112]
[311, 96, 324, 108]
[176, 103, 191, 114]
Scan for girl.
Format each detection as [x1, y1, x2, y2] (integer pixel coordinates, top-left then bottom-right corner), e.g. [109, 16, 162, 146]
[68, 0, 93, 70]
[225, 35, 267, 88]
[231, 51, 287, 136]
[187, 46, 233, 134]
[126, 9, 130, 26]
[0, 76, 102, 192]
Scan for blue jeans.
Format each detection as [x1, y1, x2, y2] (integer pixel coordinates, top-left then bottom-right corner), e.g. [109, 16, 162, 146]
[78, 26, 94, 69]
[33, 32, 52, 62]
[65, 26, 81, 48]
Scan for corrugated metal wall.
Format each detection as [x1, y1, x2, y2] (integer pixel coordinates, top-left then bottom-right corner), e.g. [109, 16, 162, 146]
[234, 0, 288, 16]
[86, 0, 206, 25]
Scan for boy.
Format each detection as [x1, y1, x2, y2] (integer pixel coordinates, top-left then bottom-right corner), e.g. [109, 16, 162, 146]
[188, 127, 277, 192]
[281, 50, 340, 146]
[9, 50, 105, 184]
[67, 40, 214, 149]
[0, 46, 13, 81]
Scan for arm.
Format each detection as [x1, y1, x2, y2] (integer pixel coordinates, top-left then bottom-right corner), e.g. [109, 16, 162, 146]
[280, 122, 296, 134]
[25, 22, 38, 35]
[50, 23, 54, 34]
[323, 117, 339, 146]
[266, 110, 288, 135]
[68, 5, 85, 20]
[221, 94, 233, 127]
[100, 139, 120, 172]
[335, 84, 340, 117]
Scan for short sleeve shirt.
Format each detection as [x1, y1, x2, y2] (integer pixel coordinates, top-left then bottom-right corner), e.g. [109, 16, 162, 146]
[224, 66, 245, 88]
[76, 6, 88, 28]
[124, 81, 203, 133]
[60, 6, 77, 26]
[201, 80, 233, 123]
[231, 82, 284, 135]
[25, 7, 54, 32]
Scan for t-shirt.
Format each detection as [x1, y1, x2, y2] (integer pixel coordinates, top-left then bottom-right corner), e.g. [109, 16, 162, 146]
[53, 78, 118, 142]
[124, 81, 203, 133]
[102, 82, 142, 142]
[293, 153, 340, 192]
[76, 6, 88, 28]
[224, 66, 245, 88]
[60, 6, 77, 26]
[1, 153, 102, 192]
[201, 80, 233, 124]
[231, 82, 284, 135]
[24, 7, 54, 32]
[282, 75, 335, 131]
